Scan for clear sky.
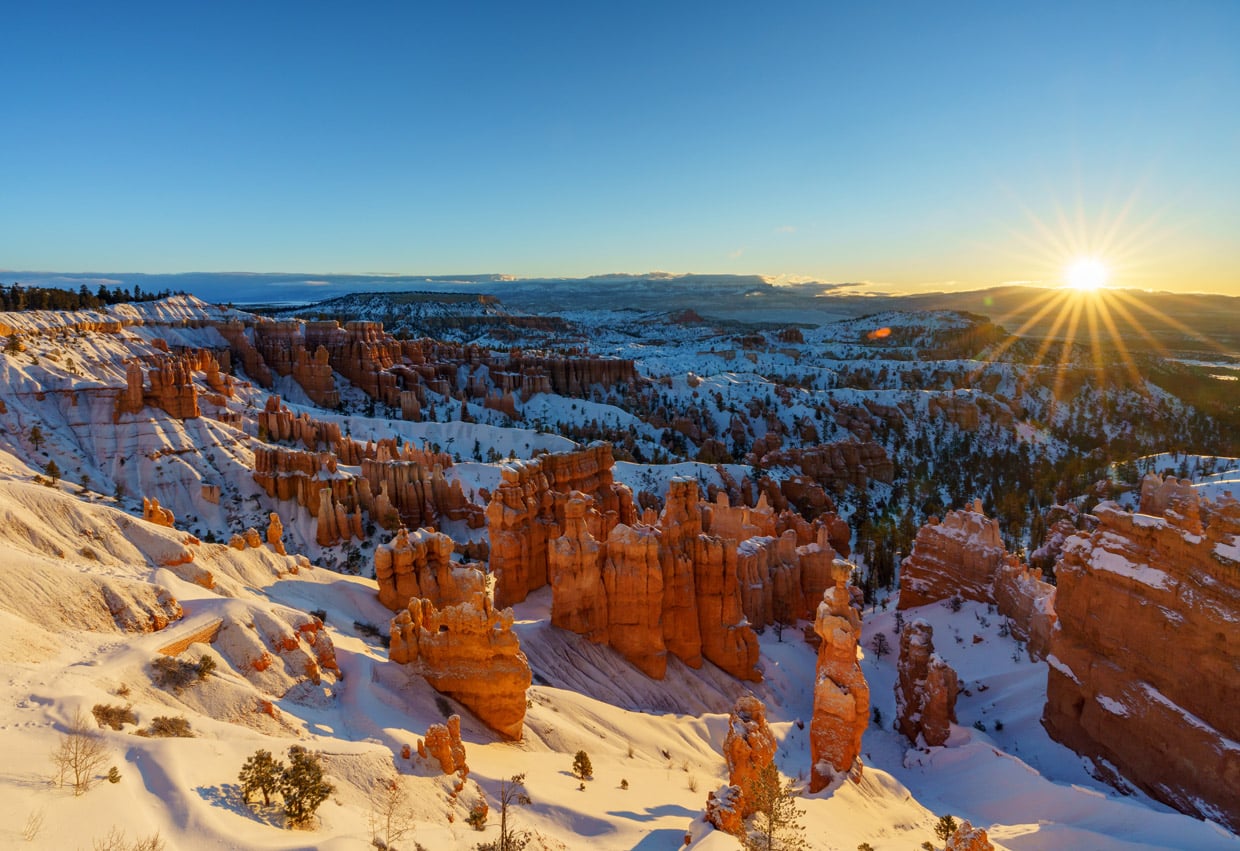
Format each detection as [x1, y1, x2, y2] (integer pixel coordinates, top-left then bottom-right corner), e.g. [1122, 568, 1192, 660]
[2, 1, 1237, 295]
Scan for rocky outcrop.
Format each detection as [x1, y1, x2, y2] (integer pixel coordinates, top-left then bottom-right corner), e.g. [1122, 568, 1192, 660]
[550, 497, 607, 643]
[390, 596, 531, 740]
[292, 345, 340, 408]
[693, 534, 760, 681]
[752, 439, 894, 491]
[421, 714, 468, 776]
[143, 497, 175, 528]
[487, 445, 635, 608]
[704, 784, 744, 836]
[722, 695, 777, 818]
[602, 523, 666, 678]
[1043, 481, 1240, 832]
[658, 478, 706, 668]
[810, 560, 869, 791]
[899, 502, 1056, 659]
[375, 526, 486, 611]
[898, 504, 1005, 608]
[266, 513, 286, 555]
[114, 354, 203, 420]
[946, 821, 994, 851]
[895, 620, 958, 746]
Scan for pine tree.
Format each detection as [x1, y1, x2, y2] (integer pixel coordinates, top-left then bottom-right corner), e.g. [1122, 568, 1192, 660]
[280, 746, 334, 828]
[572, 750, 593, 780]
[29, 425, 44, 451]
[742, 763, 808, 851]
[44, 459, 60, 485]
[239, 749, 284, 806]
[934, 814, 959, 846]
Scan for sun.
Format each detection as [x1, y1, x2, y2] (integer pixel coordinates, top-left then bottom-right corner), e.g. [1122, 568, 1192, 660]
[1064, 257, 1109, 291]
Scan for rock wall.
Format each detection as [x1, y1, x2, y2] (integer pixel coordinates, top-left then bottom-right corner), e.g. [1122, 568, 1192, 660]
[809, 560, 869, 791]
[1043, 483, 1240, 832]
[899, 502, 1056, 659]
[487, 445, 635, 608]
[895, 620, 958, 747]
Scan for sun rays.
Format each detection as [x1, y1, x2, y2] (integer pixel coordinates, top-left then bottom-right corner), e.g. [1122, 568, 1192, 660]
[963, 188, 1233, 396]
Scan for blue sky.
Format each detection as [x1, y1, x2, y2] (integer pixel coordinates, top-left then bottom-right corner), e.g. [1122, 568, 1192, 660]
[2, 1, 1237, 294]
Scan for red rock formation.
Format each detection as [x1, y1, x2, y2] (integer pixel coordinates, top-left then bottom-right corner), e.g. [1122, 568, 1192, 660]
[809, 560, 869, 791]
[898, 503, 1056, 659]
[200, 484, 221, 505]
[487, 445, 635, 608]
[722, 695, 777, 818]
[1044, 487, 1240, 832]
[292, 345, 340, 408]
[899, 504, 1005, 608]
[375, 526, 486, 611]
[143, 497, 175, 528]
[693, 535, 760, 681]
[549, 496, 607, 643]
[928, 393, 982, 430]
[390, 596, 531, 740]
[602, 523, 666, 678]
[658, 478, 705, 668]
[266, 513, 286, 556]
[895, 620, 958, 746]
[945, 821, 994, 851]
[752, 439, 894, 491]
[423, 714, 468, 775]
[704, 784, 744, 836]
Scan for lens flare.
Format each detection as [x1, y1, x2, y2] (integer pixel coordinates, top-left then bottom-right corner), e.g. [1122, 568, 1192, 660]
[1064, 257, 1109, 291]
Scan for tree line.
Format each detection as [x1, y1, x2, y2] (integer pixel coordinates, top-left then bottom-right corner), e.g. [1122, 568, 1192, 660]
[0, 282, 181, 312]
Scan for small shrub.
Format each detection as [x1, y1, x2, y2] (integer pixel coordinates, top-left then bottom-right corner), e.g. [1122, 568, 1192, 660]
[144, 716, 194, 738]
[858, 844, 875, 851]
[686, 774, 698, 793]
[972, 720, 986, 732]
[435, 695, 454, 719]
[115, 683, 131, 698]
[310, 608, 328, 623]
[196, 655, 216, 681]
[93, 703, 137, 731]
[572, 750, 593, 781]
[354, 620, 381, 638]
[151, 656, 200, 692]
[994, 720, 1004, 732]
[466, 801, 488, 831]
[620, 778, 628, 790]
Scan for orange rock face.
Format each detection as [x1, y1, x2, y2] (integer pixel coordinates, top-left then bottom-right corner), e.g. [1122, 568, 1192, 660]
[1043, 485, 1240, 832]
[722, 695, 777, 818]
[895, 620, 958, 746]
[809, 560, 869, 791]
[602, 522, 666, 678]
[692, 534, 760, 681]
[658, 478, 706, 668]
[488, 445, 635, 608]
[423, 714, 468, 776]
[945, 821, 994, 851]
[389, 596, 531, 740]
[899, 502, 1056, 659]
[550, 496, 607, 642]
[143, 496, 175, 528]
[375, 526, 486, 611]
[704, 784, 744, 836]
[266, 513, 286, 555]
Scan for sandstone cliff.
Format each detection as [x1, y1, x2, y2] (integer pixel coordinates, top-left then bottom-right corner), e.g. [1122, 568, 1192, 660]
[899, 502, 1056, 659]
[1043, 479, 1240, 831]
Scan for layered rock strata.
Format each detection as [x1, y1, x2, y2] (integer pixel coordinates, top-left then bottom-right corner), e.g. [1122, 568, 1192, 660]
[375, 526, 486, 611]
[1043, 480, 1240, 832]
[898, 502, 1057, 659]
